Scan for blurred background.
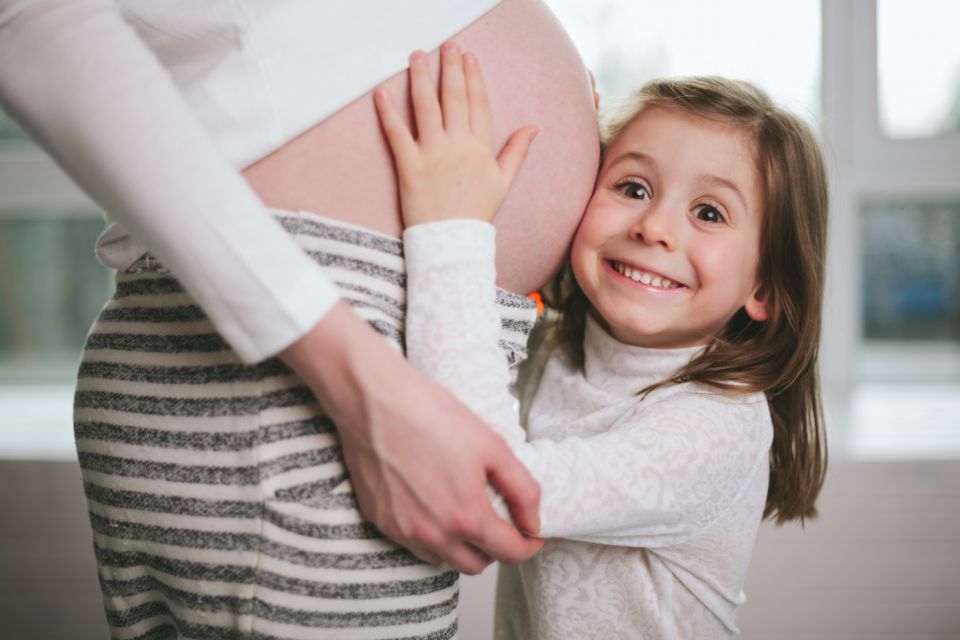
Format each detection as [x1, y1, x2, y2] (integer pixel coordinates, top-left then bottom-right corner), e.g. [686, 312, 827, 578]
[1, 0, 958, 638]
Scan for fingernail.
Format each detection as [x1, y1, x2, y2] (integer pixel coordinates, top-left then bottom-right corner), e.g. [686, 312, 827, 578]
[463, 52, 477, 65]
[373, 88, 386, 104]
[409, 50, 426, 65]
[443, 41, 460, 53]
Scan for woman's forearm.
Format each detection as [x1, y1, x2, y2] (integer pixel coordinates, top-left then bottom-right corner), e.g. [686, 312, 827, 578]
[0, 0, 338, 362]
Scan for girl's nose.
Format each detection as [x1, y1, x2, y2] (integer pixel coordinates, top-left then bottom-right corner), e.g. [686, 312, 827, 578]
[629, 202, 677, 250]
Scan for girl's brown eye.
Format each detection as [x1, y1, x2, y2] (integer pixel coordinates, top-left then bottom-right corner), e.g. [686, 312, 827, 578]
[693, 204, 725, 224]
[616, 180, 651, 200]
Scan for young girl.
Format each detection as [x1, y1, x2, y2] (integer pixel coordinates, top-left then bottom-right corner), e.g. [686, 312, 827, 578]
[374, 43, 828, 639]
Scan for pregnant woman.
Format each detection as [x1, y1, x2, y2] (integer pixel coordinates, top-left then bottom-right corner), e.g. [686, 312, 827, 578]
[0, 0, 599, 638]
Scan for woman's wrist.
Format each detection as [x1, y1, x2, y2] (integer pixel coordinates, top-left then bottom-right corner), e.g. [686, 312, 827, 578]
[278, 300, 395, 435]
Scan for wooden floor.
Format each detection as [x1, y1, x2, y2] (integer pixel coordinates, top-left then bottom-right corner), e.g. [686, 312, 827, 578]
[737, 459, 960, 640]
[0, 461, 108, 640]
[2, 460, 959, 639]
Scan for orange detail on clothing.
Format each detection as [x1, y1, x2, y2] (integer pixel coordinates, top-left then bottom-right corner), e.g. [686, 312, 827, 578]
[528, 291, 544, 317]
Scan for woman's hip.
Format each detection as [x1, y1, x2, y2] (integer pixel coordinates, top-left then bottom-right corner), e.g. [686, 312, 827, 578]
[72, 210, 459, 637]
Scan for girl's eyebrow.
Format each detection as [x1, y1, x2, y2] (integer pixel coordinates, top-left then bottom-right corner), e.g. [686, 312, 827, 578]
[606, 151, 655, 171]
[699, 174, 747, 211]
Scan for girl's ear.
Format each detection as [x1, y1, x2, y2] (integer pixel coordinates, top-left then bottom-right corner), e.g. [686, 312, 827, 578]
[744, 285, 769, 322]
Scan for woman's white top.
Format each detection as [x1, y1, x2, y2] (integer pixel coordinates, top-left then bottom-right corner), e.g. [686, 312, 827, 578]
[0, 0, 498, 361]
[403, 220, 774, 639]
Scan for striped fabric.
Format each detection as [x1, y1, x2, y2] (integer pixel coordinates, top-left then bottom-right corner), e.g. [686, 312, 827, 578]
[73, 209, 537, 640]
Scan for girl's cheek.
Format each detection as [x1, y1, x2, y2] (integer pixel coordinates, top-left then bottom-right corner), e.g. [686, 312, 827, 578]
[697, 238, 750, 280]
[568, 236, 590, 284]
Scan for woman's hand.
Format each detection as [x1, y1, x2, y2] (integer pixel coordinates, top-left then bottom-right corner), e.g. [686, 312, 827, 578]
[374, 41, 538, 227]
[280, 301, 544, 573]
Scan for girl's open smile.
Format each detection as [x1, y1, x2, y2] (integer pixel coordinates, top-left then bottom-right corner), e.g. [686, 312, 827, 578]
[607, 259, 687, 290]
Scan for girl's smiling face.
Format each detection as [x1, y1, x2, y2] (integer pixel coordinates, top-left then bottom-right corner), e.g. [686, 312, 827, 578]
[570, 106, 769, 348]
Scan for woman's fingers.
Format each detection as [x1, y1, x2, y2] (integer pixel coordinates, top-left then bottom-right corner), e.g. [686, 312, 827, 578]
[468, 499, 545, 566]
[442, 544, 494, 576]
[408, 50, 442, 143]
[497, 125, 539, 191]
[440, 41, 468, 133]
[404, 543, 444, 567]
[463, 52, 492, 145]
[373, 88, 417, 165]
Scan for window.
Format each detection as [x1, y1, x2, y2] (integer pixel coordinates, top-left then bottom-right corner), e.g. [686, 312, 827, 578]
[0, 109, 108, 458]
[0, 110, 31, 142]
[547, 0, 821, 124]
[862, 200, 960, 344]
[852, 199, 960, 458]
[0, 215, 111, 383]
[877, 0, 960, 138]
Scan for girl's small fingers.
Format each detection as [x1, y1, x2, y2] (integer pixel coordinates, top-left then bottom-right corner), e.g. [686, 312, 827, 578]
[408, 50, 443, 142]
[464, 52, 492, 144]
[497, 125, 539, 190]
[440, 41, 468, 132]
[373, 88, 418, 163]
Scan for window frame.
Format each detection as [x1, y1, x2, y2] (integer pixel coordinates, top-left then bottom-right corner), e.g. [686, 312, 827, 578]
[821, 0, 960, 453]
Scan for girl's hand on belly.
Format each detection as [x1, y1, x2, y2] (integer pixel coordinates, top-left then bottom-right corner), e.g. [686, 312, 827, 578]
[374, 41, 538, 228]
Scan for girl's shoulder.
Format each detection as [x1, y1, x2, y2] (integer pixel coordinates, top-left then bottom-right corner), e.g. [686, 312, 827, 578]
[649, 378, 769, 410]
[635, 381, 773, 449]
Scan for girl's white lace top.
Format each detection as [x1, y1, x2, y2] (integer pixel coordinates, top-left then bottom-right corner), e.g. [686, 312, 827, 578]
[403, 220, 774, 639]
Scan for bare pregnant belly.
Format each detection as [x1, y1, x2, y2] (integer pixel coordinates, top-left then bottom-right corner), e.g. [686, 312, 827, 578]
[241, 0, 600, 295]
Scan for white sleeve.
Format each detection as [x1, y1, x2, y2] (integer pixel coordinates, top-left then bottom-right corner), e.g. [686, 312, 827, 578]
[0, 0, 339, 363]
[403, 220, 771, 546]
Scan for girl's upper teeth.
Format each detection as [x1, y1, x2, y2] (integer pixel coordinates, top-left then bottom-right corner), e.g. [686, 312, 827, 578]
[614, 261, 679, 289]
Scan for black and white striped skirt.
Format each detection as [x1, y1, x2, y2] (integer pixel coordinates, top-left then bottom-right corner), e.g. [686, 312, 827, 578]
[73, 209, 536, 640]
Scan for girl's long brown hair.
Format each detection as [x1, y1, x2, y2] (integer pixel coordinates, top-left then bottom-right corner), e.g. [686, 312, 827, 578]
[543, 77, 829, 524]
